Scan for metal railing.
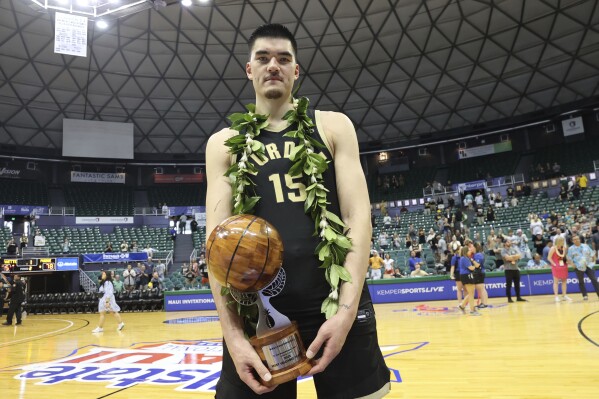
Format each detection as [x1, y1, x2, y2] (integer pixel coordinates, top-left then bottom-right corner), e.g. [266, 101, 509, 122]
[46, 207, 75, 216]
[152, 250, 174, 272]
[21, 247, 49, 258]
[79, 268, 96, 293]
[134, 207, 167, 216]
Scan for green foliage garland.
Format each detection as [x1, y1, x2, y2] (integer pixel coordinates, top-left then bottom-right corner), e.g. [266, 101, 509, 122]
[224, 97, 352, 319]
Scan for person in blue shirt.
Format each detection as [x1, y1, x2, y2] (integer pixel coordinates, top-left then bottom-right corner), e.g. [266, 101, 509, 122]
[457, 246, 481, 316]
[567, 235, 599, 300]
[409, 251, 429, 277]
[449, 246, 465, 305]
[471, 242, 489, 309]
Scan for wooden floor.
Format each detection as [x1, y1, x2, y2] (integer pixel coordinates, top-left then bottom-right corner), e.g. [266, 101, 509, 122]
[1, 294, 598, 398]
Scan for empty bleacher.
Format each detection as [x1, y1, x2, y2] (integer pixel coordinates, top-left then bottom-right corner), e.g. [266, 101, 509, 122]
[0, 179, 48, 205]
[41, 226, 173, 255]
[532, 137, 599, 176]
[447, 151, 520, 184]
[64, 184, 134, 216]
[370, 166, 437, 202]
[148, 185, 205, 207]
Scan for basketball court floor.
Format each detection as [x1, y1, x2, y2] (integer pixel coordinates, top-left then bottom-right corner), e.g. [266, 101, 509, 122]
[1, 294, 597, 398]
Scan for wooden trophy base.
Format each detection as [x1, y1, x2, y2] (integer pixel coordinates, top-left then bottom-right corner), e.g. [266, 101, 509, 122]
[249, 321, 313, 387]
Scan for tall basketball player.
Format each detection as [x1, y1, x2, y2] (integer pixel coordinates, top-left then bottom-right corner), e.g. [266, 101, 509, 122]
[206, 24, 390, 398]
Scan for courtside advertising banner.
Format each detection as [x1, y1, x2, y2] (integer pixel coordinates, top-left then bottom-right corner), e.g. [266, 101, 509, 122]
[71, 171, 126, 184]
[75, 216, 134, 224]
[82, 252, 148, 264]
[165, 293, 216, 311]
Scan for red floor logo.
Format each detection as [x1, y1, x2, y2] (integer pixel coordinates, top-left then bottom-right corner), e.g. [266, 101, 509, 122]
[13, 340, 426, 391]
[15, 340, 223, 392]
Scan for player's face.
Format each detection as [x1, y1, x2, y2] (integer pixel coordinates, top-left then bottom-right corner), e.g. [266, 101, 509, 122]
[247, 37, 299, 100]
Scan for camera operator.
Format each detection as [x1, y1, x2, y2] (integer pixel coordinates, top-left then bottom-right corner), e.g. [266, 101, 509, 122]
[2, 273, 25, 326]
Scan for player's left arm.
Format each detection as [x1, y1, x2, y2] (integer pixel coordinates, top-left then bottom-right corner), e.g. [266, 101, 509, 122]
[306, 111, 372, 375]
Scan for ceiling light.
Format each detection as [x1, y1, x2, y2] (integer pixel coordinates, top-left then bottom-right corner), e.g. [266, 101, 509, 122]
[181, 0, 192, 7]
[96, 20, 108, 29]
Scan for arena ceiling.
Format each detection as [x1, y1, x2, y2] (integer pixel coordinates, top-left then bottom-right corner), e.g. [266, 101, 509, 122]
[0, 0, 598, 157]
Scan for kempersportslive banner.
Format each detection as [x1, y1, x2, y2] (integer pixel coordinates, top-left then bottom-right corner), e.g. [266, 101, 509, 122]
[82, 252, 148, 264]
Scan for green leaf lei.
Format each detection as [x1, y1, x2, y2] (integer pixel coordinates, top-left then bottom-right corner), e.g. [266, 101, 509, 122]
[224, 97, 353, 319]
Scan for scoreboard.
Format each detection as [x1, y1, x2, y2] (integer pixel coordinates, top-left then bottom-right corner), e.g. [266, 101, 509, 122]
[1, 257, 79, 273]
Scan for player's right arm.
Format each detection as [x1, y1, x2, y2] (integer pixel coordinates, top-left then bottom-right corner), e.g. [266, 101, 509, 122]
[205, 129, 275, 394]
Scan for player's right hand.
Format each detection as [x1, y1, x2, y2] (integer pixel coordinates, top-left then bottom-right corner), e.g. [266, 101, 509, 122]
[228, 337, 277, 394]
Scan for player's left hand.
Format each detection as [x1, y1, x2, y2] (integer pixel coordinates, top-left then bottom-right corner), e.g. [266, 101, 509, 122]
[304, 312, 353, 376]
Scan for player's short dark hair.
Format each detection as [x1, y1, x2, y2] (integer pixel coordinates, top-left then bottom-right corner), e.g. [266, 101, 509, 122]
[248, 23, 297, 58]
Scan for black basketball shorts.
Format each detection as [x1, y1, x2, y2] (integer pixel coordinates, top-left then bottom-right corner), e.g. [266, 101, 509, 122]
[215, 304, 390, 399]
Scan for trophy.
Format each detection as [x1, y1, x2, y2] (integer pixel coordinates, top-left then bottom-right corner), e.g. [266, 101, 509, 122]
[206, 214, 313, 386]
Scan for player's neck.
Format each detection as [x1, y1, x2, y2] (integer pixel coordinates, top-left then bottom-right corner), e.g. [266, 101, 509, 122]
[255, 96, 294, 131]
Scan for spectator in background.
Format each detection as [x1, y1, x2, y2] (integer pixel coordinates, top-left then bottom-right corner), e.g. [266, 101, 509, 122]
[19, 234, 28, 256]
[154, 262, 166, 281]
[62, 238, 70, 254]
[578, 174, 588, 190]
[130, 241, 138, 252]
[142, 244, 155, 262]
[474, 192, 484, 207]
[409, 251, 429, 277]
[169, 226, 177, 242]
[6, 239, 17, 257]
[552, 162, 561, 177]
[378, 232, 389, 251]
[382, 214, 392, 229]
[530, 214, 544, 238]
[368, 251, 383, 280]
[198, 252, 209, 288]
[392, 233, 401, 249]
[510, 196, 518, 208]
[161, 203, 169, 215]
[501, 240, 526, 303]
[149, 272, 164, 291]
[408, 224, 417, 242]
[568, 235, 599, 300]
[190, 218, 199, 233]
[104, 242, 113, 253]
[123, 264, 136, 291]
[515, 229, 531, 259]
[33, 230, 45, 247]
[542, 240, 553, 262]
[113, 274, 124, 294]
[506, 186, 514, 198]
[437, 235, 447, 262]
[382, 253, 401, 278]
[137, 264, 150, 289]
[532, 233, 546, 256]
[120, 240, 129, 253]
[179, 214, 187, 234]
[591, 223, 599, 257]
[527, 253, 548, 269]
[182, 262, 197, 289]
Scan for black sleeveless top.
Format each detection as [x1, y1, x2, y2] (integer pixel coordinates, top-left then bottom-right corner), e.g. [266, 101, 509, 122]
[249, 110, 371, 332]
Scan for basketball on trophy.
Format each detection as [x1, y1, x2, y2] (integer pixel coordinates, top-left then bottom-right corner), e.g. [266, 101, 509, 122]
[206, 214, 284, 292]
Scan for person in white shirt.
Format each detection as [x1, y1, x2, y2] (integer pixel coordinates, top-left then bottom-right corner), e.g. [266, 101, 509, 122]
[530, 215, 544, 237]
[475, 192, 484, 207]
[515, 229, 531, 259]
[122, 264, 136, 291]
[382, 214, 392, 229]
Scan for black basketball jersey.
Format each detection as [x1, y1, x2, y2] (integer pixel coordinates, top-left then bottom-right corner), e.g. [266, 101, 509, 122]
[249, 110, 371, 332]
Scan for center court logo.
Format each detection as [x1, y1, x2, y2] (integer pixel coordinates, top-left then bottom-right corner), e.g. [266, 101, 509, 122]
[13, 340, 422, 392]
